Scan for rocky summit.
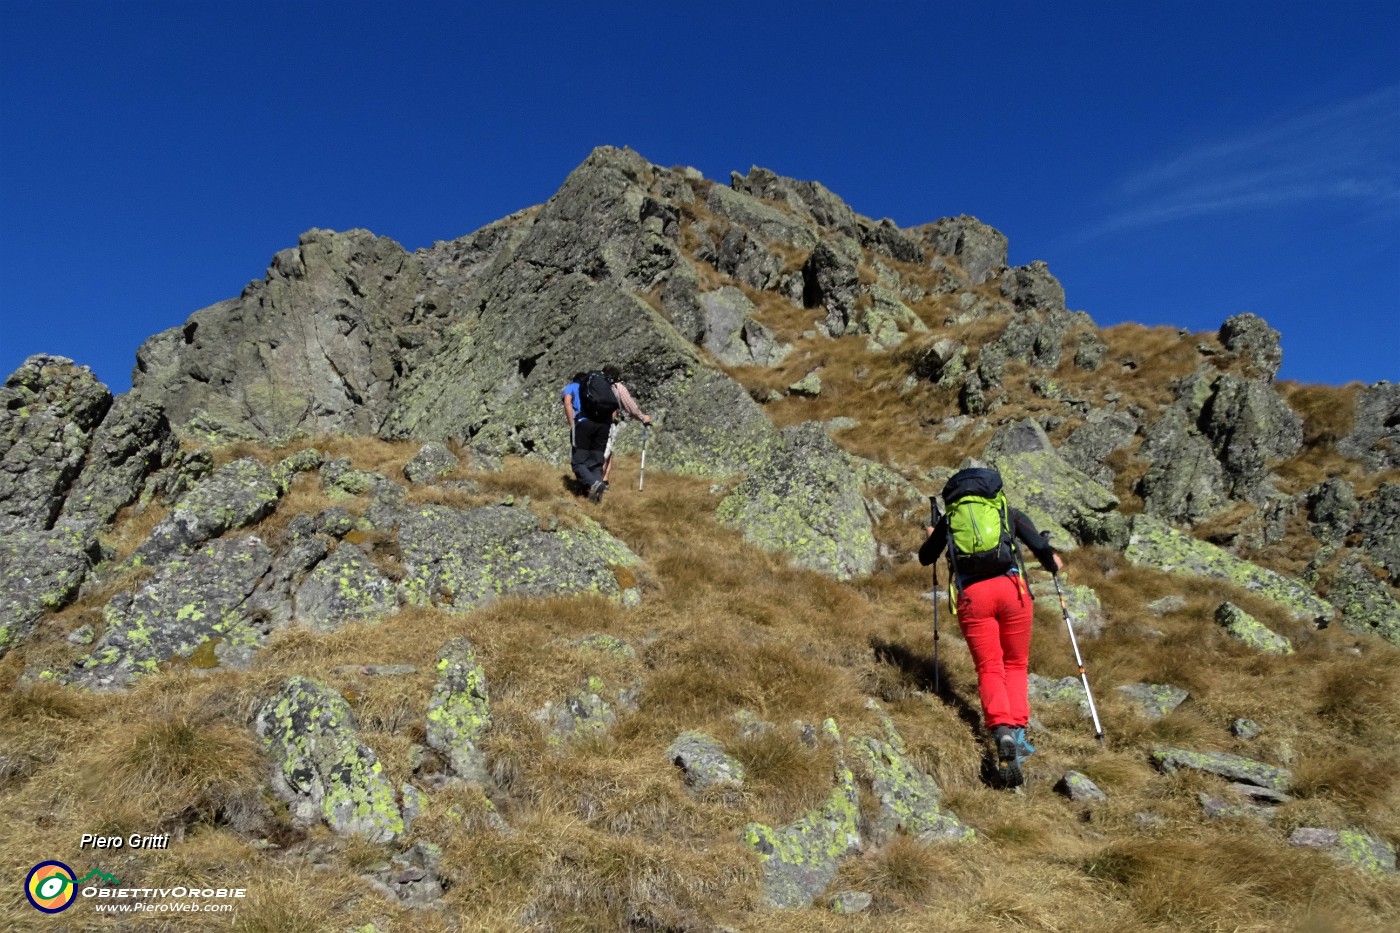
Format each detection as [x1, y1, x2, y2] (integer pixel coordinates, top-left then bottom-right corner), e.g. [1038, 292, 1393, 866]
[1, 146, 1397, 930]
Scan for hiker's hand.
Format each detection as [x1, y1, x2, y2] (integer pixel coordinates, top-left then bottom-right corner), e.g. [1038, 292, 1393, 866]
[642, 415, 652, 425]
[925, 526, 935, 538]
[1052, 553, 1064, 572]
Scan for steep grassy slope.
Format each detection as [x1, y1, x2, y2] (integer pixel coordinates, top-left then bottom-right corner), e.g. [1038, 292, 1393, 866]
[2, 408, 1396, 930]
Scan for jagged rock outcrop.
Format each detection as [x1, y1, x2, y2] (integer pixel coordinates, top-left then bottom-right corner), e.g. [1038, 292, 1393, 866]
[130, 229, 428, 441]
[917, 215, 1008, 285]
[716, 423, 880, 580]
[58, 395, 178, 528]
[982, 420, 1126, 548]
[1139, 366, 1302, 520]
[0, 355, 112, 535]
[730, 167, 861, 240]
[1355, 483, 1400, 582]
[1328, 555, 1400, 647]
[0, 525, 101, 657]
[1124, 514, 1332, 621]
[1218, 313, 1283, 381]
[1338, 382, 1399, 471]
[256, 676, 404, 842]
[1061, 409, 1138, 489]
[802, 237, 863, 337]
[697, 287, 789, 366]
[135, 457, 283, 563]
[403, 442, 460, 485]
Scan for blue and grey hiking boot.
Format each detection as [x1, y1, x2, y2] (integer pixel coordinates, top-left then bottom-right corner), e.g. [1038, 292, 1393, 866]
[994, 726, 1023, 788]
[1012, 726, 1036, 764]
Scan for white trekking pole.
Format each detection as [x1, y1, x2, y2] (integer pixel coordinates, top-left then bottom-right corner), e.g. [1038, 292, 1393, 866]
[638, 423, 649, 491]
[1044, 531, 1105, 746]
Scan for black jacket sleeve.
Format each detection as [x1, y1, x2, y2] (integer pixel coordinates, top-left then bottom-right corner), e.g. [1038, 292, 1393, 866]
[917, 516, 947, 566]
[1011, 508, 1058, 571]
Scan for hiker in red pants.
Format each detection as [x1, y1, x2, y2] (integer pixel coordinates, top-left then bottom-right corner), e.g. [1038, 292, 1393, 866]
[918, 467, 1062, 788]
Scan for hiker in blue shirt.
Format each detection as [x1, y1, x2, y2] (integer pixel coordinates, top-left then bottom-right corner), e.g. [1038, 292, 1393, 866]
[562, 370, 617, 502]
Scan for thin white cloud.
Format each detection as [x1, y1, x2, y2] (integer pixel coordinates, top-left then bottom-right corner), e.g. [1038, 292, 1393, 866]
[1074, 85, 1400, 241]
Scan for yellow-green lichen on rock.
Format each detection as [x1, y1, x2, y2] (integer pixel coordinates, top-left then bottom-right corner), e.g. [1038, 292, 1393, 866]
[740, 719, 861, 908]
[425, 637, 492, 783]
[717, 423, 878, 581]
[255, 676, 404, 843]
[1124, 514, 1332, 621]
[396, 503, 641, 611]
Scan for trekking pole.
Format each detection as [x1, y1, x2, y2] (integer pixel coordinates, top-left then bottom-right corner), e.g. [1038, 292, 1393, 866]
[638, 423, 649, 491]
[929, 497, 941, 694]
[1044, 531, 1105, 747]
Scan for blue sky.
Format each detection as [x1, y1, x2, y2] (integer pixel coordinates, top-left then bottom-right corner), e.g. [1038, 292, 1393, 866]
[2, 1, 1396, 392]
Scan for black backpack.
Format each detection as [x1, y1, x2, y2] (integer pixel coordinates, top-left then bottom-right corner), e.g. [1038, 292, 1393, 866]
[579, 370, 619, 422]
[941, 467, 1017, 578]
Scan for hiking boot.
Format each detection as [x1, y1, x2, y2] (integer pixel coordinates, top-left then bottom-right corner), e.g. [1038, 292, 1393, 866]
[587, 481, 606, 503]
[994, 727, 1023, 788]
[1012, 726, 1036, 762]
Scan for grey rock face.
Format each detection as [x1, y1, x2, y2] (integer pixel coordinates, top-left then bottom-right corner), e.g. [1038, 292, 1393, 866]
[131, 228, 426, 441]
[0, 355, 112, 535]
[730, 166, 861, 239]
[426, 638, 492, 783]
[1139, 407, 1227, 524]
[0, 525, 100, 657]
[1328, 555, 1400, 647]
[917, 215, 1008, 285]
[706, 183, 819, 252]
[256, 676, 404, 842]
[802, 238, 862, 337]
[135, 458, 283, 563]
[1338, 382, 1400, 470]
[1062, 409, 1138, 489]
[858, 218, 924, 264]
[999, 261, 1066, 313]
[1218, 313, 1283, 380]
[293, 543, 397, 631]
[1201, 374, 1302, 503]
[716, 423, 878, 580]
[698, 287, 789, 366]
[1306, 478, 1359, 546]
[79, 536, 275, 688]
[1355, 483, 1400, 582]
[993, 306, 1077, 370]
[396, 504, 641, 610]
[58, 396, 178, 529]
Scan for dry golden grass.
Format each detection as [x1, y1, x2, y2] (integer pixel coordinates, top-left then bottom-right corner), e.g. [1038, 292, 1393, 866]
[3, 315, 1399, 931]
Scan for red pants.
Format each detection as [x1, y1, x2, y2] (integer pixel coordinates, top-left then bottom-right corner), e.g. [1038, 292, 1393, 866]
[956, 573, 1033, 729]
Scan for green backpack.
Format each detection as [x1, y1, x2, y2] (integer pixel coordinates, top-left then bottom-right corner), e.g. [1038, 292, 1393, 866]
[941, 467, 1016, 578]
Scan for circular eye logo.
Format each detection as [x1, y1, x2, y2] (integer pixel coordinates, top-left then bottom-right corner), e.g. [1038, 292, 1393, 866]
[26, 861, 77, 913]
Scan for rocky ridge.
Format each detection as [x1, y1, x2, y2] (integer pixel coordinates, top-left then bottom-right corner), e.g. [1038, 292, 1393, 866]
[1, 146, 1397, 927]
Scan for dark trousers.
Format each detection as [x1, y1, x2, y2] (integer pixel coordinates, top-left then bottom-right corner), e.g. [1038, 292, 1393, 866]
[571, 419, 610, 487]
